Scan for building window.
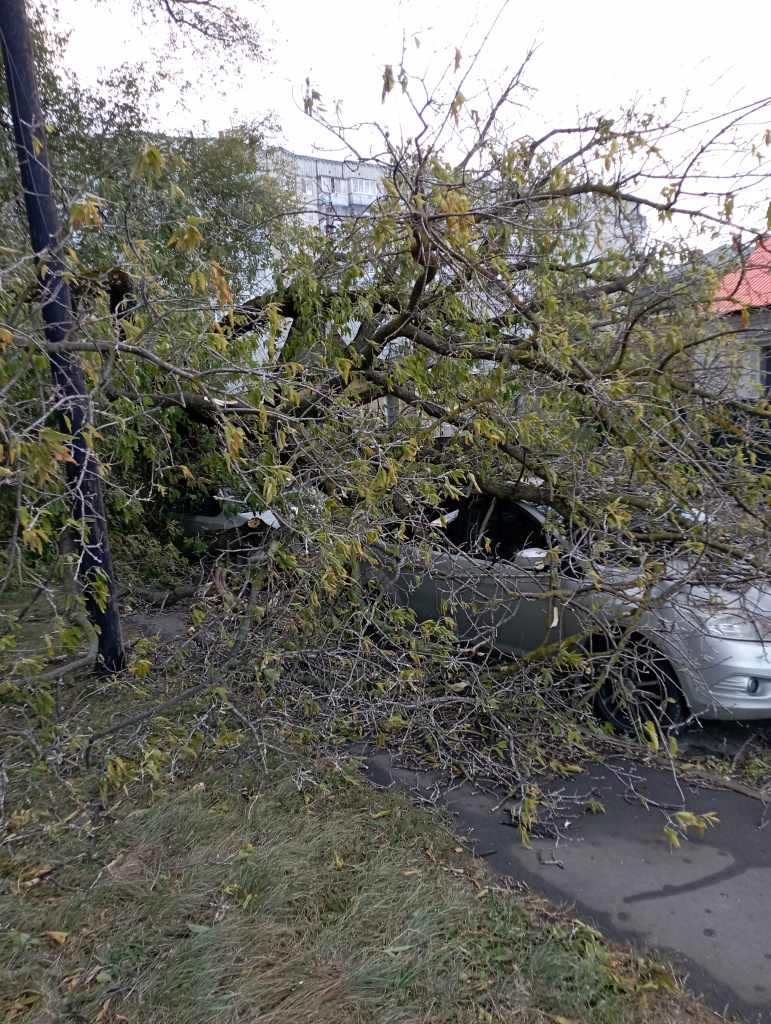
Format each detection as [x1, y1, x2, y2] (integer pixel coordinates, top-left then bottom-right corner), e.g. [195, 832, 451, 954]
[351, 177, 376, 196]
[761, 347, 771, 395]
[385, 394, 400, 428]
[301, 178, 314, 196]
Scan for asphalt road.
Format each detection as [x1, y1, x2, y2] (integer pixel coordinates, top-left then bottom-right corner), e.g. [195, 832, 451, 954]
[364, 735, 771, 1023]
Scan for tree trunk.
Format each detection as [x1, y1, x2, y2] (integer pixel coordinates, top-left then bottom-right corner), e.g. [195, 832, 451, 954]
[0, 0, 125, 672]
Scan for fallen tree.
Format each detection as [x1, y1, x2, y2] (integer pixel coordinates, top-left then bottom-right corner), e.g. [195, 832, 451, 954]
[2, 15, 771, 818]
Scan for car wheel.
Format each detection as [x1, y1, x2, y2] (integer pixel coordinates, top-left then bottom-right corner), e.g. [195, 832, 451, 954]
[592, 639, 687, 734]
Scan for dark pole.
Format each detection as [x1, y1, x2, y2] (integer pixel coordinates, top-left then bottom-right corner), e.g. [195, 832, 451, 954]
[0, 0, 125, 672]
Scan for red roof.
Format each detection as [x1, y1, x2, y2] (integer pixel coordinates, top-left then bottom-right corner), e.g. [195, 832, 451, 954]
[713, 239, 771, 313]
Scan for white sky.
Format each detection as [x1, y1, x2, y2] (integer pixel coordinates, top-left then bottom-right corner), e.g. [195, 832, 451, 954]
[54, 0, 769, 143]
[54, 0, 771, 230]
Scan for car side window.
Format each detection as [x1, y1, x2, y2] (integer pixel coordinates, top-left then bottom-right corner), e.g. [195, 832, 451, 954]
[464, 497, 547, 561]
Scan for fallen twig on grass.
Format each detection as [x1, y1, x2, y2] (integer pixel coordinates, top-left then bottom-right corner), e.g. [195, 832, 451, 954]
[33, 612, 99, 683]
[84, 681, 211, 767]
[84, 579, 261, 767]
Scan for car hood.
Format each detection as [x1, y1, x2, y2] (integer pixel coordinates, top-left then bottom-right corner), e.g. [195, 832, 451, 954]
[583, 558, 771, 620]
[674, 582, 771, 619]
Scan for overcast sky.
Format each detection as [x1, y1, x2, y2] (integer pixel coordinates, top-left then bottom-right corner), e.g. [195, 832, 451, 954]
[53, 0, 770, 233]
[54, 0, 768, 145]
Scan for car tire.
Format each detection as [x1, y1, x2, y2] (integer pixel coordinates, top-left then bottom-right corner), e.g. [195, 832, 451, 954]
[591, 638, 688, 735]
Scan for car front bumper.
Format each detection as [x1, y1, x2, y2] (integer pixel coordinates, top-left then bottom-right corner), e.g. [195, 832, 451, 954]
[675, 635, 771, 719]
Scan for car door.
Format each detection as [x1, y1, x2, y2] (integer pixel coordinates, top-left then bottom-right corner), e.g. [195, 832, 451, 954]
[431, 497, 560, 656]
[371, 530, 440, 620]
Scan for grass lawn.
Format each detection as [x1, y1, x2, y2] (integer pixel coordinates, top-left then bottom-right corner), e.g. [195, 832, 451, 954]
[1, 740, 727, 1024]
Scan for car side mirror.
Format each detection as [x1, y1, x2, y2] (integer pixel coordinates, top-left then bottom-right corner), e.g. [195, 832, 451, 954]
[514, 547, 549, 571]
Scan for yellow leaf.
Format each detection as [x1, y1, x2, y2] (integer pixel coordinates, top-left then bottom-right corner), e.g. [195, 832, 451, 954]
[132, 141, 166, 184]
[224, 422, 245, 459]
[68, 195, 105, 231]
[370, 809, 393, 819]
[642, 720, 659, 754]
[664, 825, 680, 849]
[335, 358, 352, 385]
[95, 997, 111, 1022]
[332, 853, 344, 868]
[44, 931, 69, 945]
[382, 64, 395, 103]
[450, 90, 465, 125]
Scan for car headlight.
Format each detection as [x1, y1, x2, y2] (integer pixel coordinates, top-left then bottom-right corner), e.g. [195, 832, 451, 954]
[704, 611, 771, 641]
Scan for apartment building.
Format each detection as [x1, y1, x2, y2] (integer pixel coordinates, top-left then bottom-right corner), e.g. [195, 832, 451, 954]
[281, 150, 383, 230]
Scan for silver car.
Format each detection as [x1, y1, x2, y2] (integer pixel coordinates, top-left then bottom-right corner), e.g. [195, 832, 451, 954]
[378, 495, 771, 730]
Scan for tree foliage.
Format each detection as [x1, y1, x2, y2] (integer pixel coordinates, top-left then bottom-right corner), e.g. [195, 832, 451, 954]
[2, 19, 771, 798]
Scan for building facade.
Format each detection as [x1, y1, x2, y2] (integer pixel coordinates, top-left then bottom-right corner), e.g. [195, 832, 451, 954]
[712, 239, 771, 397]
[281, 150, 384, 230]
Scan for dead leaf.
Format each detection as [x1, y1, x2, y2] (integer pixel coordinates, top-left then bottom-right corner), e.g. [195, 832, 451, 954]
[95, 997, 111, 1022]
[43, 931, 68, 945]
[22, 864, 53, 881]
[105, 852, 125, 873]
[4, 994, 40, 1021]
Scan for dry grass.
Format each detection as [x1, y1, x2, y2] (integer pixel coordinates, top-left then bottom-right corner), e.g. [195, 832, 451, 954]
[0, 745, 730, 1024]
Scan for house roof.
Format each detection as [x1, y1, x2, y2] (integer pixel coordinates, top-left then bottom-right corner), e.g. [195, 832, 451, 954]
[713, 238, 771, 313]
